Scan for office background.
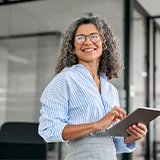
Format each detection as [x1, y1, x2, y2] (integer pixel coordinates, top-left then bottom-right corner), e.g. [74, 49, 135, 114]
[0, 0, 160, 160]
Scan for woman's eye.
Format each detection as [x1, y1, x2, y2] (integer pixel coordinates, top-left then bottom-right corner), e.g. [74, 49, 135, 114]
[77, 36, 84, 41]
[91, 35, 98, 39]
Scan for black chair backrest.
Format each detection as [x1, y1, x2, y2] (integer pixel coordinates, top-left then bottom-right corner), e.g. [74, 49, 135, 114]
[0, 122, 47, 160]
[0, 122, 45, 144]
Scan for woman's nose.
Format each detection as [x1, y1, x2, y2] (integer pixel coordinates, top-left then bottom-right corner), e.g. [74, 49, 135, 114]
[83, 36, 93, 45]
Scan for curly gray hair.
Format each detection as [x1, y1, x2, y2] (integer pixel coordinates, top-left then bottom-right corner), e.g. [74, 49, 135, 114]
[54, 15, 124, 79]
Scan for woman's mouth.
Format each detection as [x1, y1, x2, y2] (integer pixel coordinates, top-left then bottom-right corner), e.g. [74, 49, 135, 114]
[82, 48, 96, 52]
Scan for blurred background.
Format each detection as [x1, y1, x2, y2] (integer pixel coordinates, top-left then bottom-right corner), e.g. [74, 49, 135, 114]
[0, 0, 160, 160]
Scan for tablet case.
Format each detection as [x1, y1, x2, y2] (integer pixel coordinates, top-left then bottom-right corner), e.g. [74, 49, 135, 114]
[104, 107, 160, 137]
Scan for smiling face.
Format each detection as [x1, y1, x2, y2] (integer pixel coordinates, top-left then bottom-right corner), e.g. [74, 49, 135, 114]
[73, 24, 103, 65]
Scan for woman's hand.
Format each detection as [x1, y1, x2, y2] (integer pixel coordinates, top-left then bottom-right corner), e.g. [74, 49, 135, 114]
[124, 123, 148, 144]
[62, 106, 126, 141]
[95, 106, 126, 131]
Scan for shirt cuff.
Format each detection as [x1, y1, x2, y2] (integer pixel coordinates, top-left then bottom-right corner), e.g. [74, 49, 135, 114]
[54, 122, 68, 142]
[113, 137, 136, 154]
[39, 121, 68, 143]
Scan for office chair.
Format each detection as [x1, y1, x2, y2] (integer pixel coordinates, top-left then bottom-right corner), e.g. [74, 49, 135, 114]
[0, 122, 47, 160]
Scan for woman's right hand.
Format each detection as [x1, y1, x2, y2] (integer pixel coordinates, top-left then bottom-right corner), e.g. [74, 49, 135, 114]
[95, 106, 126, 131]
[62, 106, 126, 141]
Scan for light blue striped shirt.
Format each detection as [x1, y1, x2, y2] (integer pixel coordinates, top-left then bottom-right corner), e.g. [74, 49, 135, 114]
[38, 64, 135, 154]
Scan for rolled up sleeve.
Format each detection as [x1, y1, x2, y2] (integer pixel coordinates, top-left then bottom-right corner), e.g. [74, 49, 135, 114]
[38, 98, 69, 142]
[113, 136, 135, 154]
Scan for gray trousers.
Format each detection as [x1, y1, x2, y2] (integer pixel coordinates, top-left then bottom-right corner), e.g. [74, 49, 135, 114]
[64, 136, 117, 160]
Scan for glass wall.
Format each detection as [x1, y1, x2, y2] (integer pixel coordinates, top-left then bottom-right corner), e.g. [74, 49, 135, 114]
[132, 8, 147, 160]
[5, 35, 60, 122]
[149, 19, 154, 160]
[0, 6, 10, 125]
[0, 39, 8, 125]
[154, 23, 160, 160]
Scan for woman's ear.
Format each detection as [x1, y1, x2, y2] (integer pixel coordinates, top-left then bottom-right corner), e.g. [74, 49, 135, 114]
[72, 49, 76, 54]
[103, 43, 107, 51]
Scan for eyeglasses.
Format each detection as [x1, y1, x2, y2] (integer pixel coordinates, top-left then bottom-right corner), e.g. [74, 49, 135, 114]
[75, 33, 101, 45]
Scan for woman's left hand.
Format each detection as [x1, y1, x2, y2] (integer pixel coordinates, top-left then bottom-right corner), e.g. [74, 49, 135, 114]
[124, 123, 148, 144]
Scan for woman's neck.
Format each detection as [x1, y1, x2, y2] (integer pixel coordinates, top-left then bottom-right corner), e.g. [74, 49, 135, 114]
[78, 61, 99, 81]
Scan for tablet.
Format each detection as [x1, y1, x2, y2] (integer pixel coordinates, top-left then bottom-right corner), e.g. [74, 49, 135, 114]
[104, 107, 160, 137]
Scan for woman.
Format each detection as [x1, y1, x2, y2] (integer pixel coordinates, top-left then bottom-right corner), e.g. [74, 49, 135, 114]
[38, 15, 147, 160]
